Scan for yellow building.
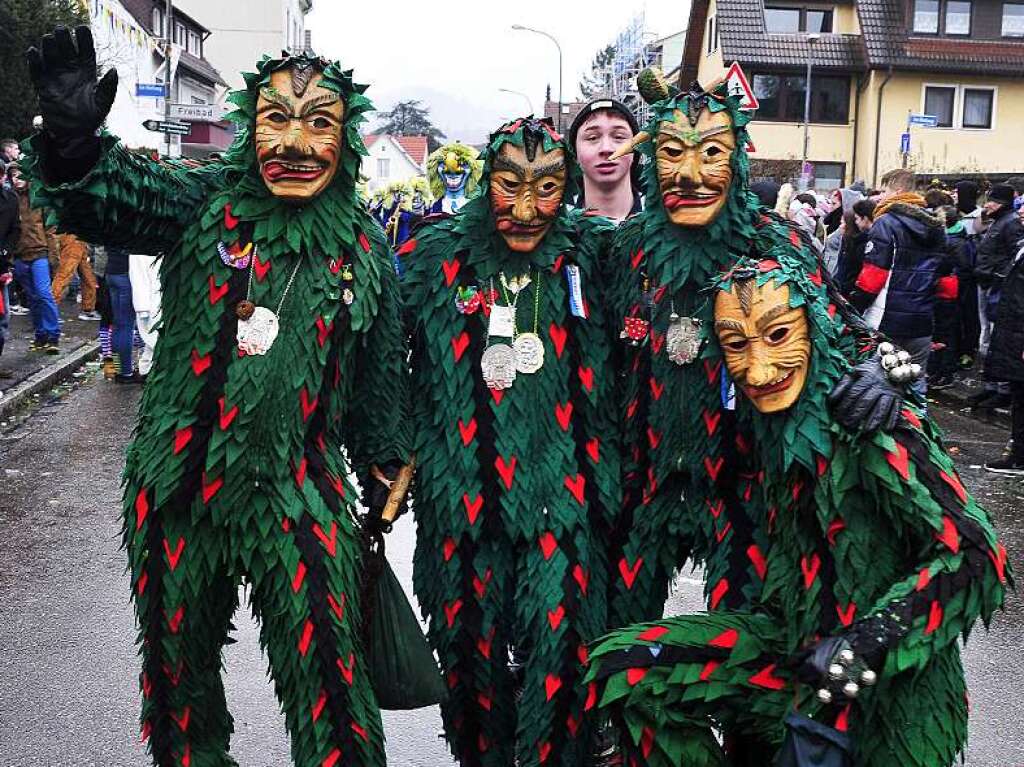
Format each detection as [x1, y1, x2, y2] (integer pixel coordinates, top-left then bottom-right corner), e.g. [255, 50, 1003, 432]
[680, 0, 1024, 187]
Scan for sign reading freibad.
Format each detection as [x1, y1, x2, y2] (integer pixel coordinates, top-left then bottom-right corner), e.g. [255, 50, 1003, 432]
[169, 103, 227, 122]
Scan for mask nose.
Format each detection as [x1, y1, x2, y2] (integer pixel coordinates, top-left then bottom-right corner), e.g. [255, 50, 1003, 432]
[744, 345, 778, 388]
[512, 188, 537, 222]
[674, 150, 701, 188]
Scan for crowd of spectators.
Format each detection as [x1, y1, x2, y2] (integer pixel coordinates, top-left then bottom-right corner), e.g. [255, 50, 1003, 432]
[755, 171, 1024, 475]
[0, 136, 156, 388]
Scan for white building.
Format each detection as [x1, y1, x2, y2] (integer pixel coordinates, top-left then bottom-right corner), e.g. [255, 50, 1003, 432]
[361, 135, 428, 193]
[91, 0, 229, 157]
[173, 0, 312, 90]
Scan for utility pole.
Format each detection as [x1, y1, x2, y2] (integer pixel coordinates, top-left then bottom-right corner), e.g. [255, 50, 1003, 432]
[164, 0, 173, 158]
[800, 33, 820, 190]
[512, 25, 563, 132]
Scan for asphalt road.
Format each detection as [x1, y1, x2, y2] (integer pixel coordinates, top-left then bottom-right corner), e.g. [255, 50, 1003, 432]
[0, 375, 1020, 766]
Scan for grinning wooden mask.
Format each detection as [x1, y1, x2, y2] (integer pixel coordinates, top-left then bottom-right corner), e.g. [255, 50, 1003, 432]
[714, 278, 810, 413]
[655, 107, 735, 228]
[255, 67, 345, 203]
[489, 141, 567, 253]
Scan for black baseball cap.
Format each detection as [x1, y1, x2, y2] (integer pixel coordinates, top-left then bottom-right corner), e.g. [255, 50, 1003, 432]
[567, 98, 640, 148]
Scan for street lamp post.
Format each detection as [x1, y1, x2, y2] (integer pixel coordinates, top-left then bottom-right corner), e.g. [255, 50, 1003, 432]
[498, 88, 535, 116]
[511, 24, 563, 132]
[801, 33, 821, 190]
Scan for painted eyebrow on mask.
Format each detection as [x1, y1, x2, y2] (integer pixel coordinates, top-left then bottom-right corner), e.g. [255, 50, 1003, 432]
[714, 318, 746, 333]
[300, 93, 341, 117]
[755, 304, 797, 332]
[258, 87, 294, 111]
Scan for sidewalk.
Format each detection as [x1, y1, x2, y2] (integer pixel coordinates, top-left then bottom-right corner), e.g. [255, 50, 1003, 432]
[927, 362, 1012, 431]
[0, 298, 101, 413]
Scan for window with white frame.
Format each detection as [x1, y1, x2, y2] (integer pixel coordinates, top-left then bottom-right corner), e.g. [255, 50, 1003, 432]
[962, 88, 994, 128]
[152, 7, 163, 36]
[707, 16, 718, 54]
[377, 158, 390, 178]
[923, 85, 956, 127]
[1002, 3, 1024, 35]
[913, 0, 940, 32]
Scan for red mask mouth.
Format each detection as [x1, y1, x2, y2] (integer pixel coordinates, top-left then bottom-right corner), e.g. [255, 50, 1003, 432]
[742, 369, 796, 398]
[663, 190, 721, 209]
[496, 218, 549, 235]
[262, 159, 327, 182]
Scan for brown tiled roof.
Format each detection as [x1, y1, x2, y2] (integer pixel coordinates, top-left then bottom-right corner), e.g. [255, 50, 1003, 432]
[178, 50, 227, 88]
[361, 134, 428, 166]
[717, 0, 867, 71]
[857, 0, 1024, 75]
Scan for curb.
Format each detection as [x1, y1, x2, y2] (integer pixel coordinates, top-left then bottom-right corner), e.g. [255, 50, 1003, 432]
[0, 341, 101, 419]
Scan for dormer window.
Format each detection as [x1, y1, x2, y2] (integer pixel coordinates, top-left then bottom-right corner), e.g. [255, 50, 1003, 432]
[913, 0, 971, 35]
[764, 5, 834, 33]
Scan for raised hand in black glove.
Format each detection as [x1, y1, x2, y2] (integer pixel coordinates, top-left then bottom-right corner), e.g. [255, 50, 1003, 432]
[828, 354, 905, 434]
[362, 461, 409, 535]
[26, 26, 118, 180]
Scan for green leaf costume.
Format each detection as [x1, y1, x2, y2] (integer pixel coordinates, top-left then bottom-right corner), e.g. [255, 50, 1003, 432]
[586, 252, 1010, 766]
[24, 54, 411, 767]
[401, 119, 620, 767]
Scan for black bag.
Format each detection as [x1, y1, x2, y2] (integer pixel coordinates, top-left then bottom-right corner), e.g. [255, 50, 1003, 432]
[775, 712, 852, 767]
[362, 536, 446, 710]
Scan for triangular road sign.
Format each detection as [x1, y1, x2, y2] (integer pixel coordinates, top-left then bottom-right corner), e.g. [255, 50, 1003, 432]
[725, 61, 759, 111]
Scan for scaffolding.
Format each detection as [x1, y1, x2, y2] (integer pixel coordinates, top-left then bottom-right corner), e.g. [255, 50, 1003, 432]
[605, 13, 658, 126]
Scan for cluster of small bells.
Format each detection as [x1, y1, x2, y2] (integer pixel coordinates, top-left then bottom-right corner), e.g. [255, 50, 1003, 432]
[817, 647, 878, 704]
[879, 341, 922, 385]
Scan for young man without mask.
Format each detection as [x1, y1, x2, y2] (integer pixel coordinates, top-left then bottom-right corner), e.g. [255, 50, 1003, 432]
[24, 26, 412, 767]
[568, 99, 643, 222]
[400, 117, 622, 767]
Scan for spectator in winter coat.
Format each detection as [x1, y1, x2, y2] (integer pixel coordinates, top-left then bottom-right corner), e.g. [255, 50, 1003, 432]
[955, 180, 984, 236]
[822, 187, 865, 275]
[836, 197, 875, 297]
[982, 200, 1024, 474]
[0, 158, 19, 367]
[972, 184, 1024, 409]
[849, 168, 947, 398]
[9, 163, 61, 354]
[929, 205, 969, 389]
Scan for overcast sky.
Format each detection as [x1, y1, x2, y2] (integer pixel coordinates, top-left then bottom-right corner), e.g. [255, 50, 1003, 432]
[306, 0, 691, 143]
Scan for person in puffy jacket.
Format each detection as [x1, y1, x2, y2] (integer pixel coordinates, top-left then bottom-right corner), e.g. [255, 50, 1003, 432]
[982, 200, 1024, 474]
[928, 205, 969, 389]
[849, 169, 947, 397]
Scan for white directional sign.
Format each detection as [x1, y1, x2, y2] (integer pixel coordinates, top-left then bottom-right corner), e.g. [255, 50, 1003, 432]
[725, 61, 759, 111]
[168, 103, 226, 123]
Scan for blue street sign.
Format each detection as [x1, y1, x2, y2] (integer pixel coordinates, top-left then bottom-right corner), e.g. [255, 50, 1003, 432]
[908, 114, 938, 127]
[135, 83, 166, 98]
[901, 132, 911, 153]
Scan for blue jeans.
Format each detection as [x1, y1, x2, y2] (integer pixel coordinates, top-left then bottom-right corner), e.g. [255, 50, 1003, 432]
[13, 257, 60, 341]
[107, 273, 135, 375]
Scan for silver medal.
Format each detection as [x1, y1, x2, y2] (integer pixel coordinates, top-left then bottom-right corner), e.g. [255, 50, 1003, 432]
[481, 343, 517, 389]
[666, 314, 704, 365]
[513, 332, 545, 374]
[237, 306, 280, 356]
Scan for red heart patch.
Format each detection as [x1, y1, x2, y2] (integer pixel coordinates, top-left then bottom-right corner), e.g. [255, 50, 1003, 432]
[442, 258, 460, 286]
[223, 203, 239, 230]
[618, 557, 643, 589]
[578, 366, 594, 392]
[747, 544, 767, 579]
[637, 625, 668, 642]
[710, 578, 729, 609]
[936, 515, 959, 553]
[801, 554, 821, 590]
[451, 332, 470, 362]
[555, 401, 573, 431]
[300, 387, 318, 423]
[748, 664, 786, 690]
[703, 359, 722, 384]
[547, 604, 565, 631]
[328, 592, 346, 621]
[163, 537, 185, 570]
[313, 521, 338, 557]
[548, 323, 567, 359]
[134, 489, 149, 531]
[564, 474, 585, 505]
[201, 473, 222, 503]
[208, 275, 229, 305]
[649, 377, 664, 400]
[544, 674, 562, 701]
[443, 537, 457, 562]
[458, 418, 477, 446]
[397, 238, 417, 256]
[704, 456, 724, 482]
[495, 455, 517, 489]
[294, 457, 308, 488]
[626, 667, 647, 686]
[252, 254, 271, 282]
[573, 564, 589, 594]
[886, 441, 910, 480]
[631, 248, 644, 270]
[539, 532, 558, 560]
[836, 602, 857, 627]
[358, 232, 371, 253]
[337, 653, 355, 686]
[708, 628, 739, 648]
[702, 409, 721, 436]
[173, 426, 192, 455]
[291, 561, 306, 593]
[218, 397, 238, 430]
[444, 599, 463, 628]
[650, 330, 664, 355]
[190, 349, 211, 376]
[463, 493, 483, 525]
[585, 437, 600, 463]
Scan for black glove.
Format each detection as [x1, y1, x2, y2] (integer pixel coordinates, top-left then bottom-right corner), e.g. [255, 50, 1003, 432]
[26, 26, 118, 181]
[828, 356, 903, 433]
[795, 636, 877, 707]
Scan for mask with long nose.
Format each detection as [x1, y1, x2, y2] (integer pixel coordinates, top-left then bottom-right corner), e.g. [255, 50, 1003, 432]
[655, 107, 735, 227]
[489, 142, 567, 253]
[714, 278, 810, 413]
[255, 67, 345, 202]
